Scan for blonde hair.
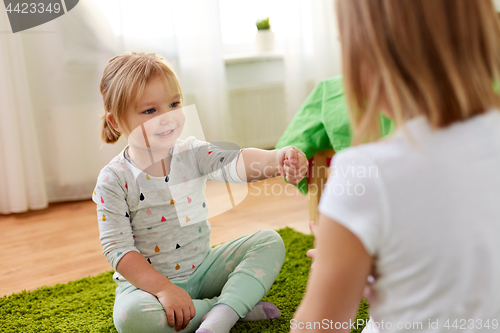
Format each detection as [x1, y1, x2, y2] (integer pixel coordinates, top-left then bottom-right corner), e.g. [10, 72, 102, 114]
[336, 0, 500, 144]
[99, 52, 183, 144]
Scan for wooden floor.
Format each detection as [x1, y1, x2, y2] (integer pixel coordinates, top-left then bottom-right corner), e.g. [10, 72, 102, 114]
[0, 177, 311, 296]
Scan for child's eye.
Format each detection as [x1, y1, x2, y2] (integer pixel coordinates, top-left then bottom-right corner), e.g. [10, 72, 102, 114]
[143, 108, 156, 115]
[170, 102, 180, 108]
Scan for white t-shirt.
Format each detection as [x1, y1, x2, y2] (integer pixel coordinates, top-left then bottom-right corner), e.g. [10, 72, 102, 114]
[318, 110, 500, 332]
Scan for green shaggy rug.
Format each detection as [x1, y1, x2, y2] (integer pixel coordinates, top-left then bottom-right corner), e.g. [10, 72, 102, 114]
[0, 228, 368, 333]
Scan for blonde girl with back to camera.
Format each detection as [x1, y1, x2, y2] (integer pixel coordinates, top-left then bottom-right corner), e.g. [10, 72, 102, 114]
[292, 0, 500, 332]
[94, 52, 308, 333]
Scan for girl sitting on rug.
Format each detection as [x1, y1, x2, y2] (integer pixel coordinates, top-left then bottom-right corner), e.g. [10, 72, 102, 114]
[93, 52, 308, 333]
[292, 0, 500, 332]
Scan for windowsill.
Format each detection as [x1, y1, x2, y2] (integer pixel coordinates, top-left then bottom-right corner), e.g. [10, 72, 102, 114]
[223, 50, 284, 65]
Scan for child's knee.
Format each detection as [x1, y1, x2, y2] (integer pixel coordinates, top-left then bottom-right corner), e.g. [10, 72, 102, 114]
[257, 229, 286, 261]
[113, 295, 169, 333]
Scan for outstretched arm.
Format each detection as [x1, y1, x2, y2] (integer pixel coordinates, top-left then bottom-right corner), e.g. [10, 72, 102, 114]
[290, 213, 372, 332]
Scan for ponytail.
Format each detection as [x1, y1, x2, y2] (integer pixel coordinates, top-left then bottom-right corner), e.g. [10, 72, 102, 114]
[101, 113, 121, 144]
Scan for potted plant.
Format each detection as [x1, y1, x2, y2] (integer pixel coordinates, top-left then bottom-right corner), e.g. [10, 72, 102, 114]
[255, 17, 275, 52]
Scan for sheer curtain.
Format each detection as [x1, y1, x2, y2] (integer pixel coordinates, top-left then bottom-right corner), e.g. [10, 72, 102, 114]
[282, 0, 341, 123]
[0, 9, 47, 213]
[0, 0, 122, 213]
[172, 0, 234, 143]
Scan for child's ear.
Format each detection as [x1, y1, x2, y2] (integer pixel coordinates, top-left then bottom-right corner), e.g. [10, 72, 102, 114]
[107, 113, 120, 131]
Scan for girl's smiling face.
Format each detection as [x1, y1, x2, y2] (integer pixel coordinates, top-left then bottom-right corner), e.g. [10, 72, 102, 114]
[123, 76, 185, 154]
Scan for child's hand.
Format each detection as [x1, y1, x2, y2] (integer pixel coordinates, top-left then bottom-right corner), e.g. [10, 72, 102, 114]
[156, 283, 196, 331]
[277, 146, 308, 184]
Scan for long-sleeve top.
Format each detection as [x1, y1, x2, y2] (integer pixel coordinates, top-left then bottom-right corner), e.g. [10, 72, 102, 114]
[93, 136, 244, 282]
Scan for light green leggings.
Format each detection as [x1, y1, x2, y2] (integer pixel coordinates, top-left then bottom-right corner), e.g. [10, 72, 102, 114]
[113, 229, 286, 333]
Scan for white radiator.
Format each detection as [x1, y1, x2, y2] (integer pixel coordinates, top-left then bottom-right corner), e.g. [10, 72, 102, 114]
[225, 55, 287, 149]
[228, 82, 287, 149]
